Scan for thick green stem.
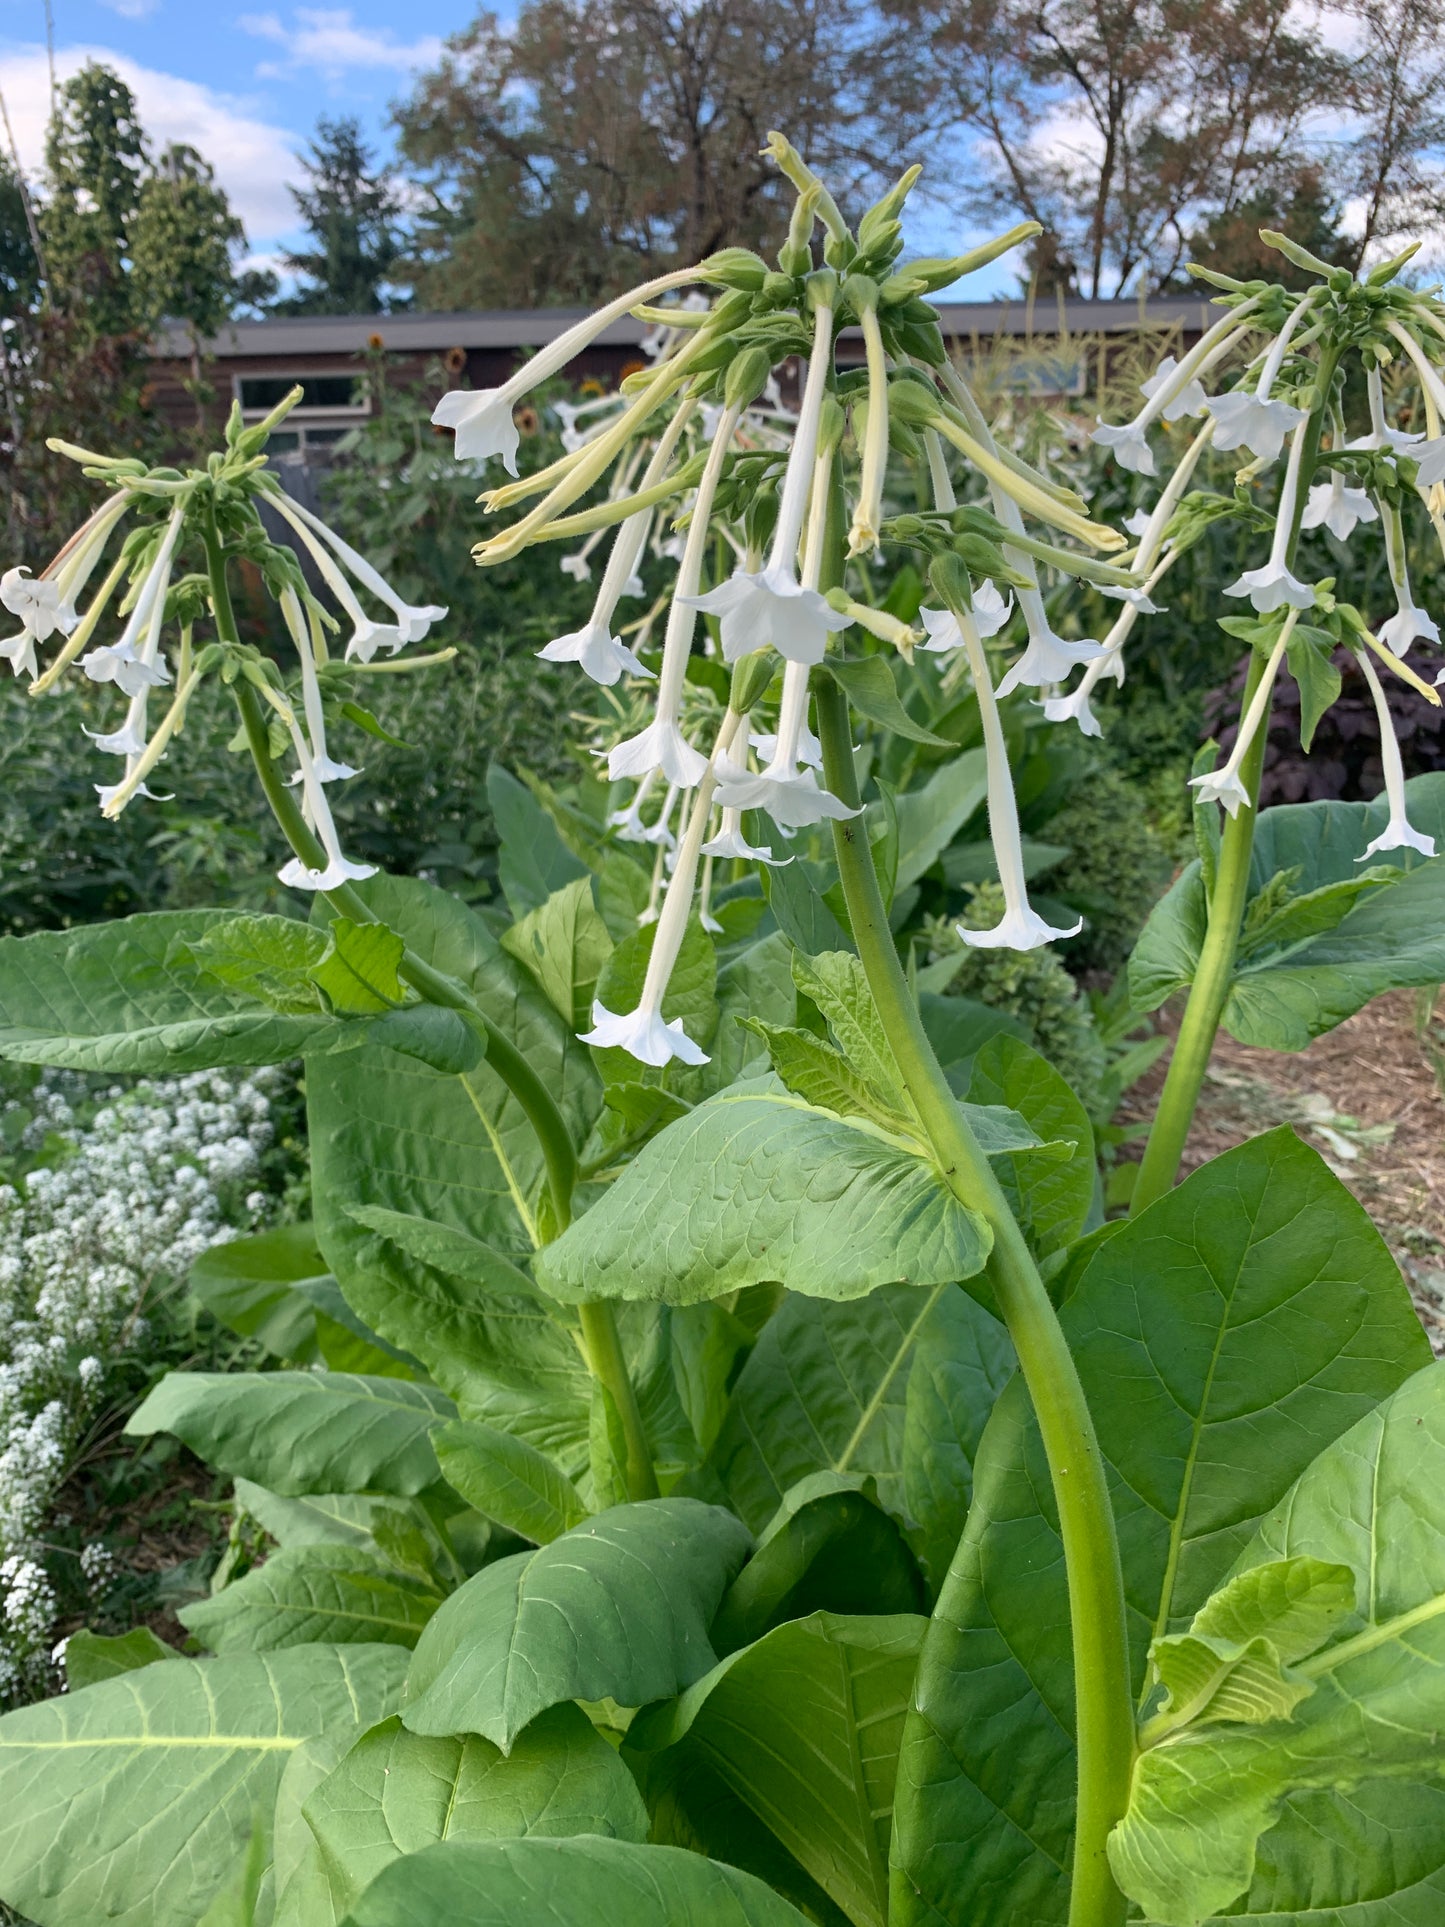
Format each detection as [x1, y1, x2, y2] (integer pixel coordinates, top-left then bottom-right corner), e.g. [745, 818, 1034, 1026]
[1131, 349, 1340, 1212]
[214, 534, 657, 1500]
[815, 671, 1134, 1927]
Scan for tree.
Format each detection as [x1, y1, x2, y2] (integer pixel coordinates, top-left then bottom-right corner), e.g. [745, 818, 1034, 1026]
[41, 63, 148, 332]
[0, 154, 41, 315]
[1169, 163, 1354, 288]
[130, 144, 247, 339]
[1336, 0, 1445, 270]
[894, 0, 1336, 296]
[275, 118, 404, 315]
[393, 0, 919, 309]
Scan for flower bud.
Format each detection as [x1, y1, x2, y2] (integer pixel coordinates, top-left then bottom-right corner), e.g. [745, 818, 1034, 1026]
[842, 272, 880, 315]
[1367, 242, 1421, 285]
[887, 379, 943, 427]
[729, 650, 780, 715]
[700, 248, 770, 291]
[759, 269, 797, 307]
[724, 346, 778, 411]
[928, 550, 975, 614]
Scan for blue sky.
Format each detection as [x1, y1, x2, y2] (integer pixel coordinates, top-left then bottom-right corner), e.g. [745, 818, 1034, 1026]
[0, 0, 1009, 298]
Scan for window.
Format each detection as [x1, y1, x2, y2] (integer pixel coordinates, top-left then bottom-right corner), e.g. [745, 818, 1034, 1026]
[235, 373, 366, 416]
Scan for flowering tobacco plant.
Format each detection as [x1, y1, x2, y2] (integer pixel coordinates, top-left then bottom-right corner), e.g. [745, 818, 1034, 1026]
[0, 140, 1443, 1927]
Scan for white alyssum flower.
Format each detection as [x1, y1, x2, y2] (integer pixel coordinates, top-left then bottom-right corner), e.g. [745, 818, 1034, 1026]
[685, 302, 850, 666]
[951, 601, 1081, 950]
[1224, 420, 1315, 613]
[432, 266, 704, 473]
[1356, 646, 1436, 859]
[609, 400, 743, 786]
[1301, 472, 1378, 541]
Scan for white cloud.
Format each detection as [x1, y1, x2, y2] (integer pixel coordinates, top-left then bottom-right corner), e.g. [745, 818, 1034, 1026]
[237, 8, 443, 80]
[98, 0, 162, 19]
[0, 42, 301, 244]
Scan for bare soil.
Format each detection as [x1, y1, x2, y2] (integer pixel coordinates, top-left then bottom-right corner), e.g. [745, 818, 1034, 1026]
[1117, 989, 1445, 1353]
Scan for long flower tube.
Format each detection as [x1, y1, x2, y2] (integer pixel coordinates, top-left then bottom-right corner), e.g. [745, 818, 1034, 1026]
[26, 553, 128, 691]
[1223, 420, 1315, 611]
[270, 493, 447, 645]
[266, 493, 404, 660]
[1355, 646, 1437, 857]
[538, 405, 694, 686]
[96, 646, 203, 819]
[607, 400, 744, 786]
[685, 301, 850, 665]
[430, 264, 710, 473]
[276, 712, 378, 893]
[0, 492, 129, 649]
[279, 587, 359, 783]
[848, 299, 889, 557]
[1376, 496, 1440, 652]
[584, 709, 745, 1065]
[1189, 614, 1298, 815]
[1044, 546, 1187, 734]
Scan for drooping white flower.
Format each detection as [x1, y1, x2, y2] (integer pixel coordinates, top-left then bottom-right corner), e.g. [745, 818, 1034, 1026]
[1123, 507, 1152, 537]
[1139, 355, 1207, 421]
[995, 585, 1105, 696]
[1378, 496, 1440, 653]
[1379, 602, 1441, 652]
[1302, 472, 1378, 541]
[267, 494, 433, 660]
[1206, 389, 1306, 464]
[432, 265, 704, 473]
[278, 587, 359, 785]
[702, 806, 787, 865]
[1189, 621, 1293, 818]
[1412, 437, 1445, 488]
[277, 719, 377, 892]
[714, 664, 857, 828]
[608, 399, 742, 786]
[685, 302, 849, 666]
[84, 703, 149, 757]
[952, 601, 1080, 951]
[559, 551, 592, 582]
[0, 629, 37, 678]
[538, 622, 650, 685]
[1041, 681, 1103, 737]
[750, 718, 823, 769]
[1089, 422, 1156, 475]
[0, 570, 64, 643]
[1224, 420, 1315, 613]
[273, 495, 448, 646]
[918, 579, 1014, 653]
[81, 506, 184, 697]
[582, 1000, 709, 1066]
[1349, 368, 1420, 455]
[1355, 647, 1436, 859]
[1089, 301, 1259, 473]
[1100, 583, 1165, 613]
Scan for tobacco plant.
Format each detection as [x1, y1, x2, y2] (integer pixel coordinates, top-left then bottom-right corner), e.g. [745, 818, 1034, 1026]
[0, 137, 1442, 1927]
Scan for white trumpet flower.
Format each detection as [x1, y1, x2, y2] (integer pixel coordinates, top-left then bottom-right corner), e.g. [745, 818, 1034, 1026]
[917, 579, 1014, 653]
[273, 495, 447, 647]
[277, 718, 377, 892]
[279, 588, 358, 785]
[1356, 647, 1436, 859]
[996, 586, 1105, 695]
[685, 302, 849, 665]
[951, 601, 1081, 950]
[1378, 498, 1441, 653]
[1205, 290, 1315, 464]
[609, 400, 742, 785]
[702, 806, 787, 865]
[1, 570, 65, 644]
[1301, 473, 1378, 541]
[713, 659, 858, 828]
[1041, 681, 1103, 737]
[432, 265, 704, 474]
[82, 506, 184, 697]
[1090, 301, 1258, 474]
[1189, 618, 1294, 818]
[1349, 367, 1421, 455]
[1139, 355, 1207, 421]
[1224, 420, 1315, 612]
[266, 495, 405, 661]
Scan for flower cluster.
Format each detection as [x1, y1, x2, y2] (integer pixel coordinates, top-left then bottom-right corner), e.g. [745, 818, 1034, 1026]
[1087, 232, 1445, 856]
[0, 1068, 282, 1698]
[433, 135, 1137, 1066]
[0, 395, 452, 891]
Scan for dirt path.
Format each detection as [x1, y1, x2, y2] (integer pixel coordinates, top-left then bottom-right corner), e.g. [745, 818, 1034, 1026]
[1117, 990, 1445, 1353]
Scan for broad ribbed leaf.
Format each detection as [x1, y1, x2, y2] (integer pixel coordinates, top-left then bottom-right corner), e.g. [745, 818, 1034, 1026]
[62, 1627, 174, 1690]
[0, 1645, 406, 1927]
[189, 1222, 329, 1365]
[487, 763, 588, 918]
[126, 1372, 453, 1497]
[181, 1547, 441, 1651]
[1130, 775, 1445, 1048]
[964, 1035, 1093, 1259]
[433, 1419, 588, 1543]
[402, 1499, 751, 1749]
[1111, 1363, 1445, 1924]
[304, 1704, 647, 1911]
[338, 1836, 815, 1927]
[891, 1130, 1432, 1927]
[0, 911, 350, 1071]
[706, 1285, 1013, 1592]
[308, 874, 602, 1272]
[500, 876, 612, 1030]
[630, 1612, 924, 1927]
[536, 1092, 991, 1308]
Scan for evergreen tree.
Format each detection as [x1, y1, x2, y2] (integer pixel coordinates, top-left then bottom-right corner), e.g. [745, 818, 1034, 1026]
[0, 154, 41, 314]
[276, 118, 404, 315]
[41, 64, 148, 332]
[130, 144, 247, 338]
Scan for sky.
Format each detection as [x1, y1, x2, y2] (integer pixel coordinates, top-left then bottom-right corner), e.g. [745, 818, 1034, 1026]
[0, 1, 475, 277]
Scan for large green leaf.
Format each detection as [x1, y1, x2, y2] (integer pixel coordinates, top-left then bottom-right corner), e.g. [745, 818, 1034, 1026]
[303, 1705, 648, 1912]
[0, 911, 356, 1071]
[180, 1546, 441, 1652]
[892, 749, 988, 892]
[188, 1222, 408, 1377]
[308, 873, 602, 1272]
[487, 763, 588, 918]
[1130, 774, 1445, 1049]
[705, 1285, 1013, 1593]
[402, 1499, 751, 1749]
[891, 1129, 1432, 1927]
[500, 876, 613, 1031]
[0, 1645, 406, 1927]
[630, 1612, 924, 1927]
[1111, 1362, 1445, 1924]
[337, 1836, 815, 1927]
[964, 1035, 1093, 1259]
[126, 1372, 454, 1497]
[535, 1091, 992, 1308]
[432, 1419, 589, 1543]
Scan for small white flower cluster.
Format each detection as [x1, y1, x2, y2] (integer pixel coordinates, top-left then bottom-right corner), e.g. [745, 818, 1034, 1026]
[0, 1067, 283, 1697]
